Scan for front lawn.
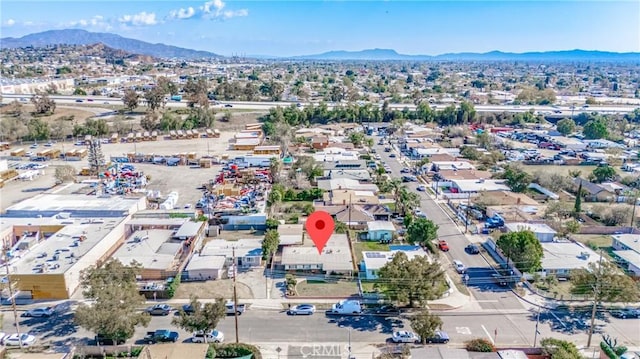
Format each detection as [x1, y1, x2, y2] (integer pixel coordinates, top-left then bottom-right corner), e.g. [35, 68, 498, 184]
[295, 280, 359, 297]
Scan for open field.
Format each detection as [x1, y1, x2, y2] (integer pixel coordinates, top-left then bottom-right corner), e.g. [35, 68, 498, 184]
[0, 104, 99, 123]
[521, 164, 601, 177]
[174, 279, 254, 300]
[295, 280, 359, 298]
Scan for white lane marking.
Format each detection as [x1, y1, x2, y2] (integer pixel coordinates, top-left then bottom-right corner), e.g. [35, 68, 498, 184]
[456, 327, 472, 335]
[481, 325, 495, 344]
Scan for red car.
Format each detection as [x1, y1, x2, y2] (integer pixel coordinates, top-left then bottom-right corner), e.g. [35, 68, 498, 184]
[438, 240, 450, 252]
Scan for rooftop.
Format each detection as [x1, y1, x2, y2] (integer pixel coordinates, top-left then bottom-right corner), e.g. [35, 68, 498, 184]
[451, 179, 510, 192]
[277, 224, 304, 246]
[6, 216, 127, 275]
[540, 241, 600, 271]
[362, 248, 429, 270]
[613, 234, 640, 254]
[185, 252, 227, 271]
[111, 230, 182, 270]
[201, 238, 263, 258]
[3, 185, 144, 217]
[173, 221, 204, 239]
[280, 233, 353, 272]
[613, 250, 640, 268]
[505, 222, 557, 235]
[366, 221, 396, 232]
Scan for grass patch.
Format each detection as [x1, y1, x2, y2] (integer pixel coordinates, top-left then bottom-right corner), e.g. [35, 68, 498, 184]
[296, 280, 359, 297]
[353, 241, 390, 263]
[521, 164, 623, 177]
[361, 281, 377, 293]
[573, 234, 612, 250]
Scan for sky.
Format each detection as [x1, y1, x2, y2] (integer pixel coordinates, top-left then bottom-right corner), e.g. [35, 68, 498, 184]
[0, 0, 639, 57]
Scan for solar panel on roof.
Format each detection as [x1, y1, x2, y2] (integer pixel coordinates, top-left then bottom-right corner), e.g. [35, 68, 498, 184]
[365, 252, 385, 259]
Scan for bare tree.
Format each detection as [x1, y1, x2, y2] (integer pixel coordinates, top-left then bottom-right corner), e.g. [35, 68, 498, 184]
[122, 89, 140, 112]
[30, 90, 56, 114]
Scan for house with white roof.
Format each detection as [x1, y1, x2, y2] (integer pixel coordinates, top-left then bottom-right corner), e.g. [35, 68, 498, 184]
[366, 221, 396, 242]
[539, 241, 600, 279]
[504, 222, 557, 242]
[611, 234, 640, 277]
[360, 246, 429, 279]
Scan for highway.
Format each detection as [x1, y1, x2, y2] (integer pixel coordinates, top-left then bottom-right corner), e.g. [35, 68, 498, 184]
[2, 93, 637, 115]
[372, 138, 524, 311]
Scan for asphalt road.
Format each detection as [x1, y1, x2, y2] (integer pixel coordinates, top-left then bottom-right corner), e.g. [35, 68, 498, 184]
[372, 138, 524, 311]
[3, 94, 637, 114]
[4, 305, 639, 352]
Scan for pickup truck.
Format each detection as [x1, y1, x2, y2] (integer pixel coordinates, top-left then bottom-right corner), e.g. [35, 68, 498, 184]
[144, 329, 179, 344]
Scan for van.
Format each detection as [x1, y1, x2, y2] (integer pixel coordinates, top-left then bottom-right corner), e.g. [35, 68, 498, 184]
[328, 300, 362, 315]
[225, 301, 246, 315]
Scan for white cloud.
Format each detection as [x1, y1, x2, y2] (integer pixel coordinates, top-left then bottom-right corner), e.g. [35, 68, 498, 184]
[3, 19, 16, 27]
[200, 0, 248, 19]
[169, 7, 196, 20]
[119, 11, 158, 26]
[68, 15, 111, 30]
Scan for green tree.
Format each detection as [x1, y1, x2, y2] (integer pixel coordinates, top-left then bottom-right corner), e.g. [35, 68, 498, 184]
[496, 230, 544, 273]
[173, 297, 226, 342]
[583, 118, 608, 139]
[540, 338, 582, 359]
[73, 88, 87, 96]
[74, 259, 150, 343]
[460, 146, 481, 160]
[410, 309, 444, 344]
[262, 229, 280, 261]
[571, 261, 640, 302]
[590, 166, 616, 183]
[574, 182, 583, 214]
[30, 90, 56, 114]
[556, 118, 576, 136]
[502, 165, 532, 193]
[144, 86, 166, 112]
[406, 218, 439, 252]
[26, 117, 50, 140]
[348, 132, 365, 148]
[122, 89, 140, 112]
[377, 252, 446, 306]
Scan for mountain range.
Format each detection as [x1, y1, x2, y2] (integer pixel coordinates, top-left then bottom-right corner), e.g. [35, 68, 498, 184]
[0, 29, 221, 59]
[1, 29, 638, 62]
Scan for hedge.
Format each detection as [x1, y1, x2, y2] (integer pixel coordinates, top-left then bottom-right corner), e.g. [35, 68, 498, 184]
[208, 343, 263, 359]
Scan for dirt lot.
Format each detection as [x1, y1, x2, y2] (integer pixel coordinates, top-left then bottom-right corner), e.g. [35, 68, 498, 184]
[174, 280, 254, 300]
[0, 103, 99, 123]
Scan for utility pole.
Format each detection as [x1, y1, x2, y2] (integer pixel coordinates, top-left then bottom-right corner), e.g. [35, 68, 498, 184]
[630, 190, 638, 232]
[348, 194, 352, 230]
[465, 192, 471, 233]
[533, 305, 541, 347]
[586, 250, 604, 348]
[3, 249, 23, 349]
[232, 247, 239, 344]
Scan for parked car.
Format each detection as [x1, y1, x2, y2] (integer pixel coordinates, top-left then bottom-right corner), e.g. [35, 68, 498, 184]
[144, 329, 179, 344]
[465, 243, 480, 254]
[191, 329, 224, 343]
[288, 304, 316, 315]
[4, 333, 37, 346]
[391, 331, 420, 343]
[389, 153, 397, 158]
[453, 260, 466, 274]
[425, 331, 450, 344]
[438, 240, 450, 252]
[417, 185, 426, 192]
[610, 308, 640, 319]
[373, 305, 401, 316]
[492, 273, 508, 286]
[146, 304, 172, 316]
[21, 307, 54, 318]
[95, 333, 127, 345]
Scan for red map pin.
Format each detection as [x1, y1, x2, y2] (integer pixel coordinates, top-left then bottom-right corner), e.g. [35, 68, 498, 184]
[306, 211, 334, 255]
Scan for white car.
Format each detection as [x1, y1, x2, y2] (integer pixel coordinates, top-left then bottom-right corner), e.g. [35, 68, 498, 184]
[391, 331, 420, 343]
[288, 304, 316, 315]
[453, 260, 466, 274]
[3, 333, 37, 346]
[191, 329, 224, 343]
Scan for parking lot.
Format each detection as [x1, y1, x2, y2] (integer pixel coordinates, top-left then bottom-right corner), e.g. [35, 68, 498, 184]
[0, 131, 259, 209]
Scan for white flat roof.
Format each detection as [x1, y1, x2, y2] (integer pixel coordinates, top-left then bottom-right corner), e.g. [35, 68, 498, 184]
[4, 192, 142, 217]
[280, 233, 352, 271]
[277, 224, 304, 246]
[173, 221, 204, 238]
[111, 229, 181, 270]
[541, 242, 600, 271]
[367, 221, 396, 232]
[452, 179, 510, 192]
[7, 217, 128, 275]
[201, 238, 263, 258]
[185, 253, 227, 271]
[362, 248, 429, 270]
[505, 222, 557, 235]
[612, 234, 640, 254]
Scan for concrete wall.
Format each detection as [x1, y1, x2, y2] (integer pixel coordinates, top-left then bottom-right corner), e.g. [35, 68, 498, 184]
[10, 273, 68, 300]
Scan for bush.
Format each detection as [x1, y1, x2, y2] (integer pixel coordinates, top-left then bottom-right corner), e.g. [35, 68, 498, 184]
[166, 274, 181, 298]
[600, 341, 618, 359]
[266, 218, 280, 230]
[465, 338, 496, 352]
[210, 343, 263, 359]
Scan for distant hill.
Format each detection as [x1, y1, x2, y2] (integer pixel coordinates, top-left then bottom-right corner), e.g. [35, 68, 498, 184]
[292, 48, 640, 62]
[0, 29, 222, 59]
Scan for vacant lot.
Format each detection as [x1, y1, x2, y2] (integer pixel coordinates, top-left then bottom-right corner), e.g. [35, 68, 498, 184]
[295, 280, 359, 298]
[174, 280, 254, 300]
[521, 165, 601, 177]
[0, 103, 101, 123]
